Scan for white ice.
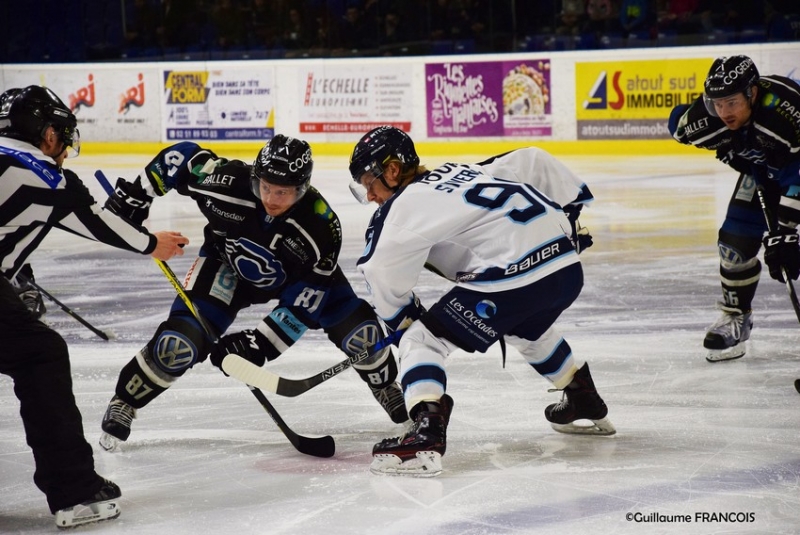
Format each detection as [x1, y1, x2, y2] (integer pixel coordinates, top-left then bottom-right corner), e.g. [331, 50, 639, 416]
[1, 152, 799, 535]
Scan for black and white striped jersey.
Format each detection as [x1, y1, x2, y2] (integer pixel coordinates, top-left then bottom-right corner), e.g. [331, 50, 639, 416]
[0, 137, 157, 280]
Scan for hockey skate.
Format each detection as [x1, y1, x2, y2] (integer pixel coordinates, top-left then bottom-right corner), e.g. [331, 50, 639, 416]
[99, 396, 136, 452]
[371, 382, 409, 424]
[370, 394, 453, 477]
[55, 478, 121, 529]
[703, 305, 752, 362]
[545, 363, 616, 436]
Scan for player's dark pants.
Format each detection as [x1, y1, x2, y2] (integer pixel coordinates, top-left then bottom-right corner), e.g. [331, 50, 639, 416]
[422, 262, 583, 353]
[0, 277, 103, 513]
[716, 174, 783, 311]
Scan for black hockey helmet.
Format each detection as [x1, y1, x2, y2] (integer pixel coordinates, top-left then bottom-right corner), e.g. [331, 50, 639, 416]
[251, 134, 313, 199]
[348, 125, 419, 203]
[0, 88, 22, 115]
[703, 56, 759, 115]
[0, 85, 80, 155]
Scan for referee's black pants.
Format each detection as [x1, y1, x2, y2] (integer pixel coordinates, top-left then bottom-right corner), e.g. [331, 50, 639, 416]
[0, 277, 103, 513]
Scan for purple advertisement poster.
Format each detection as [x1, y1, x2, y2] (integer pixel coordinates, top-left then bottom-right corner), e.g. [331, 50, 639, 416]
[426, 59, 552, 138]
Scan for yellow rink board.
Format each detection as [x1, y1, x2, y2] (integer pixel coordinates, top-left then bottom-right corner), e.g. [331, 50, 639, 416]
[82, 139, 699, 160]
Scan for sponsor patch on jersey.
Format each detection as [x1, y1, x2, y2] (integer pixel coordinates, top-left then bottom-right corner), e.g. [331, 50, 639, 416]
[199, 173, 236, 186]
[209, 262, 237, 305]
[282, 235, 310, 263]
[0, 146, 63, 189]
[444, 297, 499, 339]
[314, 198, 333, 219]
[206, 199, 245, 222]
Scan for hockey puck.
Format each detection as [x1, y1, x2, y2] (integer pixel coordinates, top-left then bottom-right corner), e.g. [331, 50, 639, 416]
[795, 379, 800, 394]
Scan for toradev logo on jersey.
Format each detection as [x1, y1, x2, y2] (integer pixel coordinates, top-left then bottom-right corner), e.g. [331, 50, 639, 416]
[447, 297, 498, 337]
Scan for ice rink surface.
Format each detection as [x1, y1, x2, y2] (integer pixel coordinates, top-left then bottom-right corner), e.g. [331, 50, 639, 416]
[1, 151, 799, 534]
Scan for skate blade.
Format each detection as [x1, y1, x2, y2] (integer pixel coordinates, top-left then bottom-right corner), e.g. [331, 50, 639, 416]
[370, 451, 442, 477]
[98, 432, 121, 452]
[705, 343, 746, 362]
[55, 499, 121, 529]
[550, 416, 616, 436]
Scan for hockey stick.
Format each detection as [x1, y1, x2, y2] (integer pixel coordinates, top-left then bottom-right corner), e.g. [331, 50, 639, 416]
[755, 184, 800, 323]
[221, 328, 403, 397]
[153, 258, 335, 458]
[15, 273, 114, 341]
[94, 170, 114, 196]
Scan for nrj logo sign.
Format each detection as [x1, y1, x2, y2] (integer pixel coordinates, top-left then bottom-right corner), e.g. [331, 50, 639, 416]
[69, 74, 95, 113]
[119, 73, 145, 114]
[583, 71, 624, 110]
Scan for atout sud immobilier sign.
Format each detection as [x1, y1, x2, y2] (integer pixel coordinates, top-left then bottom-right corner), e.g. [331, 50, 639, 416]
[576, 58, 711, 140]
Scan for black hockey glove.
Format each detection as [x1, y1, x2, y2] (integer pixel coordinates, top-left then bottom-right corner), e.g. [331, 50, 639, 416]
[763, 228, 800, 283]
[14, 281, 46, 319]
[384, 294, 425, 336]
[716, 148, 751, 175]
[564, 206, 593, 254]
[104, 177, 153, 226]
[209, 329, 270, 371]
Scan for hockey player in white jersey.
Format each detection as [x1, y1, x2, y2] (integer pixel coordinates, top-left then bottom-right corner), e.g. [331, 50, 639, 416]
[348, 126, 615, 476]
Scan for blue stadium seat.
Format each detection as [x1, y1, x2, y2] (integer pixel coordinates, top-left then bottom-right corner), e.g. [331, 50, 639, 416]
[454, 39, 475, 53]
[430, 40, 454, 55]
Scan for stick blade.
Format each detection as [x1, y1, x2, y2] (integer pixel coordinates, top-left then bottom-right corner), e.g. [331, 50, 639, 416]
[296, 434, 336, 458]
[223, 354, 280, 393]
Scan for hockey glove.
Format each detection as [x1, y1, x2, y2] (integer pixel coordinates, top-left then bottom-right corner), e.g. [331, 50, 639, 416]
[763, 227, 800, 283]
[715, 148, 750, 175]
[14, 281, 46, 319]
[209, 329, 270, 371]
[384, 294, 425, 335]
[104, 177, 153, 226]
[564, 206, 593, 254]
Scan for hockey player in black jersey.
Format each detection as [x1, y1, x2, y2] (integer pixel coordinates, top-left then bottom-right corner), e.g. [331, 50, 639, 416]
[100, 135, 407, 452]
[669, 55, 800, 362]
[0, 85, 189, 528]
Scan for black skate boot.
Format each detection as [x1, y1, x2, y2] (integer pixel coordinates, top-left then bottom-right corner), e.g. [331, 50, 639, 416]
[99, 396, 136, 452]
[370, 382, 409, 424]
[55, 478, 121, 529]
[370, 394, 454, 477]
[545, 363, 615, 436]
